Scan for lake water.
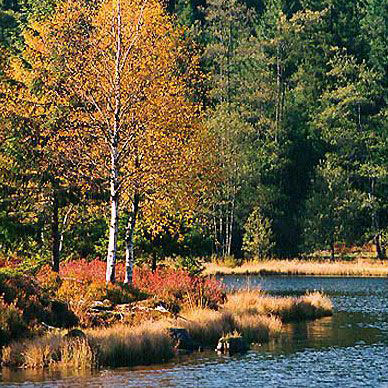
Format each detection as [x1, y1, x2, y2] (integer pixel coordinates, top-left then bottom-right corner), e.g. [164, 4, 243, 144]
[1, 276, 388, 387]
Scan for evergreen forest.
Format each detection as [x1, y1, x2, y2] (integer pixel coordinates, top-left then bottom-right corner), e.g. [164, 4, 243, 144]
[0, 0, 387, 277]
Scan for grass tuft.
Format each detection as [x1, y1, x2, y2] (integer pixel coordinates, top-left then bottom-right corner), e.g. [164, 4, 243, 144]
[86, 322, 174, 367]
[180, 309, 235, 346]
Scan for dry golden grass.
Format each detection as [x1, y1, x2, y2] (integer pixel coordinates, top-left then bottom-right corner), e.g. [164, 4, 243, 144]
[1, 291, 332, 369]
[179, 309, 235, 345]
[179, 305, 282, 346]
[224, 289, 333, 322]
[1, 334, 96, 369]
[86, 321, 174, 367]
[2, 321, 174, 369]
[223, 289, 265, 315]
[204, 259, 388, 277]
[235, 314, 282, 343]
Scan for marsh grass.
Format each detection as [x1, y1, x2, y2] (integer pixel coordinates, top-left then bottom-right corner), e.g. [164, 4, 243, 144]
[179, 309, 235, 345]
[235, 314, 282, 343]
[2, 322, 174, 369]
[224, 289, 333, 322]
[1, 334, 96, 369]
[1, 291, 332, 370]
[86, 322, 174, 367]
[204, 259, 388, 277]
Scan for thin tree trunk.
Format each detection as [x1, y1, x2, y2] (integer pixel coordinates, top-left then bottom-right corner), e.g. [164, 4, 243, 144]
[225, 206, 229, 256]
[227, 183, 236, 256]
[151, 251, 157, 273]
[106, 0, 122, 284]
[124, 192, 140, 284]
[106, 175, 119, 284]
[58, 204, 73, 257]
[212, 212, 219, 256]
[219, 212, 224, 256]
[374, 233, 386, 260]
[51, 189, 60, 273]
[275, 45, 282, 138]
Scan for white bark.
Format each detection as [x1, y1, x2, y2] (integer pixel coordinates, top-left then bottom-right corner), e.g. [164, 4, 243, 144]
[124, 193, 139, 284]
[106, 167, 119, 283]
[106, 0, 122, 284]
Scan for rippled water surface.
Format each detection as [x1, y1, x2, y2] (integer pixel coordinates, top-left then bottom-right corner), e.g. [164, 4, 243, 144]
[2, 276, 388, 388]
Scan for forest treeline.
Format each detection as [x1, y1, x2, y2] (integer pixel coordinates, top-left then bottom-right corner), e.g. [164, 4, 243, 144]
[0, 0, 387, 280]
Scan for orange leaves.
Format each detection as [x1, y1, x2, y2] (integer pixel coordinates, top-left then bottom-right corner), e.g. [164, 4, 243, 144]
[2, 0, 216, 241]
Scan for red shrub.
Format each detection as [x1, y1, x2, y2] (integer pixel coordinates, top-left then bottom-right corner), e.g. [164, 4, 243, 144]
[60, 259, 125, 282]
[134, 266, 225, 309]
[58, 260, 225, 309]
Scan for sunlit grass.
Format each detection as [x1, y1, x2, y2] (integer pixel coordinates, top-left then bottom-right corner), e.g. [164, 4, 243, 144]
[1, 334, 96, 369]
[1, 290, 332, 369]
[86, 322, 174, 367]
[179, 309, 235, 345]
[204, 259, 388, 277]
[224, 289, 333, 322]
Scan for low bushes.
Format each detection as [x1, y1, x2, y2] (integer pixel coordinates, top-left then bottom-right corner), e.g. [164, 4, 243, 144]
[55, 278, 145, 327]
[45, 260, 225, 323]
[135, 266, 226, 309]
[1, 259, 226, 345]
[0, 272, 77, 346]
[0, 299, 27, 347]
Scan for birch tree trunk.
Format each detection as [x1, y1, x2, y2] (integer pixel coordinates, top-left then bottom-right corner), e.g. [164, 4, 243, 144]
[124, 192, 140, 284]
[58, 204, 73, 257]
[106, 0, 122, 284]
[106, 171, 119, 283]
[51, 189, 60, 273]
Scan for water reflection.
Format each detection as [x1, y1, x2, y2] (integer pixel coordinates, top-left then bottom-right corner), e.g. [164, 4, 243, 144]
[2, 276, 388, 388]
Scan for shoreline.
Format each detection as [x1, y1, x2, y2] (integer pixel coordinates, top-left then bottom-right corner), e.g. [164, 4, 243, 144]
[203, 259, 388, 278]
[0, 290, 333, 371]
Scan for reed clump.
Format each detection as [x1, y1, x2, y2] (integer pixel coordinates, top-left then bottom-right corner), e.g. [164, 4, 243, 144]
[1, 334, 96, 369]
[179, 290, 286, 346]
[234, 314, 282, 343]
[86, 322, 174, 367]
[224, 289, 333, 322]
[2, 322, 174, 369]
[179, 309, 235, 346]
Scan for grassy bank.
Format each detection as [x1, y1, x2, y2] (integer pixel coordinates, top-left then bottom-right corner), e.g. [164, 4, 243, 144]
[204, 259, 388, 277]
[1, 290, 332, 369]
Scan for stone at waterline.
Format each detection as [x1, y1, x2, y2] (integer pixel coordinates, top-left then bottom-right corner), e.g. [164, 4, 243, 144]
[168, 328, 200, 353]
[216, 336, 248, 355]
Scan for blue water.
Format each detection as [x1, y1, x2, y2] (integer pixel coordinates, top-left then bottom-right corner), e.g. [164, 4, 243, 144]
[2, 276, 388, 387]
